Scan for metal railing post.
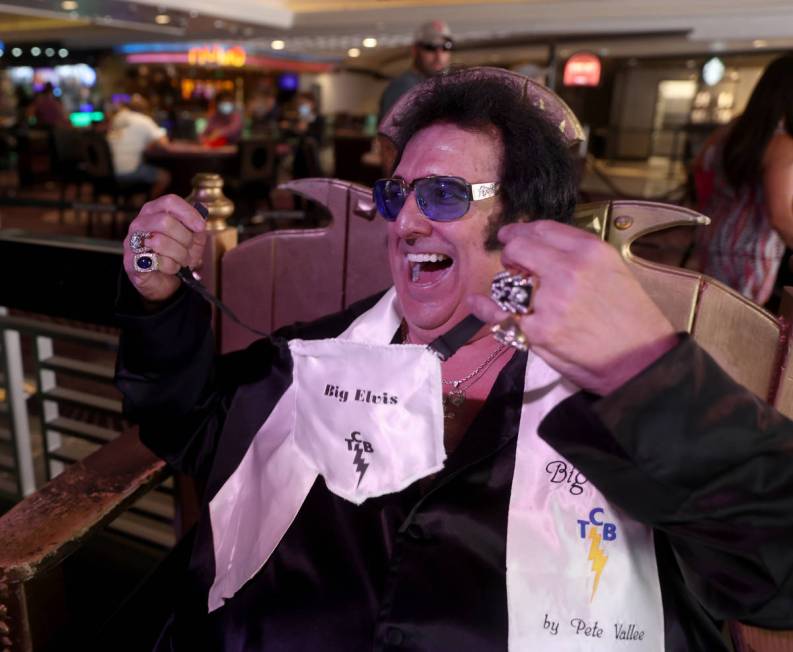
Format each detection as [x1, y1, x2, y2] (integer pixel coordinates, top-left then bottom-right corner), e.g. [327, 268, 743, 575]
[0, 307, 35, 497]
[32, 336, 61, 480]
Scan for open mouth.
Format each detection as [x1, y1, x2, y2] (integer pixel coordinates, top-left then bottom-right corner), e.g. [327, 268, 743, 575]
[406, 252, 453, 284]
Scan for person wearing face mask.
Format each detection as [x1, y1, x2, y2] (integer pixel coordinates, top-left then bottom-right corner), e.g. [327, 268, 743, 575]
[201, 91, 243, 147]
[245, 91, 281, 138]
[115, 69, 793, 651]
[286, 92, 325, 178]
[378, 20, 454, 125]
[281, 92, 324, 144]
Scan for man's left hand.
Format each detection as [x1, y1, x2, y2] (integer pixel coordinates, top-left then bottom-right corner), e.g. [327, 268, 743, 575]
[468, 220, 678, 395]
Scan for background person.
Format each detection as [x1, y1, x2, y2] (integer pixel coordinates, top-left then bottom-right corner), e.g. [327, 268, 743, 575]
[282, 91, 325, 179]
[378, 19, 454, 124]
[693, 53, 793, 306]
[245, 90, 281, 138]
[27, 82, 68, 129]
[107, 93, 170, 196]
[116, 69, 793, 650]
[201, 91, 243, 147]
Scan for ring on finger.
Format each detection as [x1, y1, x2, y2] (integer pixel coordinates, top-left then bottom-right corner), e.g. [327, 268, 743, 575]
[133, 252, 160, 273]
[491, 270, 537, 315]
[491, 316, 529, 351]
[129, 230, 152, 254]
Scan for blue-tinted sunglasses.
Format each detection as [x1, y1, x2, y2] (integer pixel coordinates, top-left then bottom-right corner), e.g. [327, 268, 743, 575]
[373, 175, 499, 222]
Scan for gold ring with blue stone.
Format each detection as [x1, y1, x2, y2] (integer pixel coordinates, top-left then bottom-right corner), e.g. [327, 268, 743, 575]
[133, 252, 159, 273]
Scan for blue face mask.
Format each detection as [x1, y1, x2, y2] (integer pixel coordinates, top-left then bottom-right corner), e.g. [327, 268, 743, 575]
[218, 102, 234, 115]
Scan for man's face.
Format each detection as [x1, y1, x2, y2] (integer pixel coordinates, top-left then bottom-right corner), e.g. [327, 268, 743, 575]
[387, 122, 504, 343]
[414, 43, 451, 76]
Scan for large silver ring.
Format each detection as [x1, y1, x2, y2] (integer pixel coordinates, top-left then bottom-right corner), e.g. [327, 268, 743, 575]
[129, 230, 152, 254]
[491, 271, 536, 315]
[133, 252, 159, 273]
[491, 316, 529, 351]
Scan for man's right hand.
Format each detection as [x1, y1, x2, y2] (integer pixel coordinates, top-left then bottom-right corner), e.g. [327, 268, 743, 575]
[123, 195, 208, 305]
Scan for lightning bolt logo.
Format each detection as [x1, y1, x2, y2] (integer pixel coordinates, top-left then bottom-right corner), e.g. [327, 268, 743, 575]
[352, 446, 369, 488]
[587, 527, 609, 602]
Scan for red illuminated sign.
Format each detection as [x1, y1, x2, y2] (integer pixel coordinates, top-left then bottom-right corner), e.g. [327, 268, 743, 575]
[563, 53, 601, 87]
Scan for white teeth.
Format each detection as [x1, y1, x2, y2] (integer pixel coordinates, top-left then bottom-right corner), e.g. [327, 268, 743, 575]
[406, 253, 450, 263]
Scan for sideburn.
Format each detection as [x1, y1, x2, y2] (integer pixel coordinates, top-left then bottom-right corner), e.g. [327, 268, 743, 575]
[484, 211, 530, 251]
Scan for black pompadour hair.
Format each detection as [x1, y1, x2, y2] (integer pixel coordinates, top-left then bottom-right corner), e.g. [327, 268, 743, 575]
[390, 70, 577, 249]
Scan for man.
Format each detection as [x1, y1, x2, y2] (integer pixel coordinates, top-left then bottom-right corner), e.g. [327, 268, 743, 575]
[116, 69, 793, 650]
[108, 94, 171, 196]
[378, 20, 454, 124]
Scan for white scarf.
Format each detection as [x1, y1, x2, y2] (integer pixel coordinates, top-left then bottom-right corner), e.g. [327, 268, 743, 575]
[208, 288, 665, 650]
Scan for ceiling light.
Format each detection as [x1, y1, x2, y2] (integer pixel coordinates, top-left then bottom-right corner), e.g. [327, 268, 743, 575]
[61, 0, 78, 9]
[271, 40, 285, 50]
[362, 37, 377, 48]
[45, 48, 54, 57]
[155, 13, 170, 24]
[703, 56, 725, 86]
[348, 47, 361, 58]
[753, 39, 768, 48]
[11, 48, 21, 57]
[31, 47, 41, 56]
[58, 48, 69, 58]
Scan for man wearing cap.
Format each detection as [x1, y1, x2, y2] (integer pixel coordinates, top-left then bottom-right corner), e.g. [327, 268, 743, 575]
[378, 20, 454, 124]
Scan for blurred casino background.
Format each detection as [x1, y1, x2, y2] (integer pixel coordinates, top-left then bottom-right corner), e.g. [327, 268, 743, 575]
[0, 1, 792, 649]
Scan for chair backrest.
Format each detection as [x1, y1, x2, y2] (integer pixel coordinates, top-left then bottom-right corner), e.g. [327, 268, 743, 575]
[574, 200, 793, 407]
[80, 132, 115, 179]
[237, 138, 275, 184]
[51, 127, 85, 167]
[222, 193, 793, 408]
[220, 177, 390, 353]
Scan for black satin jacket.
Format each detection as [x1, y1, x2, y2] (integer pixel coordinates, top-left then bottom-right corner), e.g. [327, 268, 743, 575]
[115, 282, 793, 652]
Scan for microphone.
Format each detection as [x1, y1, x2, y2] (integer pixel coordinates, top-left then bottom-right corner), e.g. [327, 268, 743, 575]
[176, 202, 209, 284]
[176, 202, 269, 338]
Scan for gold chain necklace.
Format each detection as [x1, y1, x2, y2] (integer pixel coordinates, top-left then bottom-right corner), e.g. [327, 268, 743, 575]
[399, 322, 509, 419]
[441, 343, 509, 419]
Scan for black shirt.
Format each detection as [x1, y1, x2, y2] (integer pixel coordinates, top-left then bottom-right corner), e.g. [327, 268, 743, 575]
[115, 283, 793, 651]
